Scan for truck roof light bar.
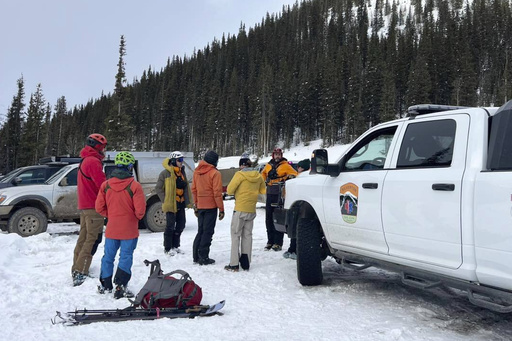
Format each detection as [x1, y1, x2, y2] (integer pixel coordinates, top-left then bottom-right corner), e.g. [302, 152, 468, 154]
[407, 104, 469, 118]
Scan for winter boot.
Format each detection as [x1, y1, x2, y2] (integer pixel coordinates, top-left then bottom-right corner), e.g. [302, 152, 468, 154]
[224, 265, 239, 272]
[165, 249, 176, 256]
[72, 271, 86, 287]
[97, 285, 112, 294]
[264, 243, 272, 251]
[98, 276, 113, 294]
[198, 258, 215, 265]
[271, 244, 282, 251]
[114, 285, 134, 299]
[239, 254, 250, 271]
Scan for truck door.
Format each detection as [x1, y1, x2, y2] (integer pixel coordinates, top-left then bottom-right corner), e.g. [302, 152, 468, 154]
[323, 125, 399, 254]
[382, 115, 469, 268]
[52, 168, 79, 219]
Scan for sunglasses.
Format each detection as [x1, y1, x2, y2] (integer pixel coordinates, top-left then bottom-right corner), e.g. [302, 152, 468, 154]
[177, 157, 184, 162]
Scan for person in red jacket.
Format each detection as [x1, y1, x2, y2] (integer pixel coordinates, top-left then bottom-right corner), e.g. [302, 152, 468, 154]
[191, 150, 224, 265]
[71, 133, 107, 286]
[95, 152, 146, 299]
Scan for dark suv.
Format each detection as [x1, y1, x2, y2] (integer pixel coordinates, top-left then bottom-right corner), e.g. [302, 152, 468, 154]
[0, 158, 81, 189]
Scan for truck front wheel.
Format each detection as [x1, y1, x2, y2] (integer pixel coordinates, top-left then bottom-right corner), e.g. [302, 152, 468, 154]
[143, 201, 166, 232]
[296, 217, 323, 285]
[8, 207, 48, 237]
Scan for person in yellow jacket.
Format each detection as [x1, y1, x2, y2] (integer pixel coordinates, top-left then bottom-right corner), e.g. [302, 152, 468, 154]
[155, 151, 193, 255]
[224, 156, 266, 272]
[261, 148, 298, 251]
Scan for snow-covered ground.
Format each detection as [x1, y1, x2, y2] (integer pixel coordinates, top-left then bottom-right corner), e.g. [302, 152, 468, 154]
[2, 141, 512, 340]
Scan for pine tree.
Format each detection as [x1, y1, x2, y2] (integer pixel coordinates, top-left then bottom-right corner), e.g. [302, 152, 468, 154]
[4, 76, 26, 171]
[105, 35, 134, 150]
[19, 84, 47, 165]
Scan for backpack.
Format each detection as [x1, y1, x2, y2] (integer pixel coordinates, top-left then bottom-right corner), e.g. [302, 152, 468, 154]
[132, 259, 202, 309]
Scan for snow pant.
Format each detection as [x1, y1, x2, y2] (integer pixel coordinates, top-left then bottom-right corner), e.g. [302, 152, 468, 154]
[193, 208, 217, 261]
[287, 237, 297, 253]
[265, 193, 283, 246]
[100, 237, 138, 288]
[72, 209, 104, 275]
[229, 211, 256, 266]
[164, 209, 186, 251]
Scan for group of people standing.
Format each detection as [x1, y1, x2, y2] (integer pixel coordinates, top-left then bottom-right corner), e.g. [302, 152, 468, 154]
[70, 133, 309, 296]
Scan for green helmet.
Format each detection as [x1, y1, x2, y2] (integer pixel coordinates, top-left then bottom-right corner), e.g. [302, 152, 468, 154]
[115, 151, 135, 166]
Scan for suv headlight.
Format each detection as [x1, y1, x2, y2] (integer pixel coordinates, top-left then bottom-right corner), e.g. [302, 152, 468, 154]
[0, 195, 6, 205]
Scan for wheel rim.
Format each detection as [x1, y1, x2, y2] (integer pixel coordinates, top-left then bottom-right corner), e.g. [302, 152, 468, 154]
[153, 209, 166, 228]
[17, 214, 40, 236]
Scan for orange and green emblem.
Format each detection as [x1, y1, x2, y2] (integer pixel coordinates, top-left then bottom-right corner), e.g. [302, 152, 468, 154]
[340, 183, 358, 224]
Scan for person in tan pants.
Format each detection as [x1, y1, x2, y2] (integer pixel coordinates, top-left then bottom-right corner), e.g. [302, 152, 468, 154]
[71, 133, 107, 286]
[225, 155, 266, 271]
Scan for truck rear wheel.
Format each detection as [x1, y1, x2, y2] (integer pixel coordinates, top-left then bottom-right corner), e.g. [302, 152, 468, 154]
[8, 207, 48, 237]
[143, 201, 166, 232]
[296, 217, 323, 285]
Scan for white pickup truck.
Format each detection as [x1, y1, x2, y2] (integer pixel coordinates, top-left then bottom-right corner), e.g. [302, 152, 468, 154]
[277, 101, 512, 313]
[0, 152, 195, 237]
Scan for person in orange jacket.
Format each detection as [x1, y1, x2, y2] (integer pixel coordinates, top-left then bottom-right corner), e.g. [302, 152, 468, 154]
[95, 152, 146, 299]
[191, 150, 225, 265]
[261, 148, 298, 251]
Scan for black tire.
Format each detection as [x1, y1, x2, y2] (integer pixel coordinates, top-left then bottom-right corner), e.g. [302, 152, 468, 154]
[8, 207, 48, 237]
[143, 201, 166, 232]
[296, 217, 323, 285]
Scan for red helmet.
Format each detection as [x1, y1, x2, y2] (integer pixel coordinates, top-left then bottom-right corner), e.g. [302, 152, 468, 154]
[87, 133, 107, 151]
[272, 148, 283, 158]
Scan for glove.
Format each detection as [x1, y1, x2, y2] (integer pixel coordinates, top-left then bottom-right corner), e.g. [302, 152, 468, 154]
[219, 211, 225, 221]
[193, 205, 199, 218]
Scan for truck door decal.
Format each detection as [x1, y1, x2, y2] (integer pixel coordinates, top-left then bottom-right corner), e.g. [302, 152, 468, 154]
[340, 182, 358, 223]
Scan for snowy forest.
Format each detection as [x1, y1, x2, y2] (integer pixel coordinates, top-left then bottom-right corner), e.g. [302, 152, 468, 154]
[1, 0, 512, 174]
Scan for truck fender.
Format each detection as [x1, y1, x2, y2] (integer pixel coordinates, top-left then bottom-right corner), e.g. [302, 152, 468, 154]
[286, 201, 319, 238]
[10, 195, 52, 217]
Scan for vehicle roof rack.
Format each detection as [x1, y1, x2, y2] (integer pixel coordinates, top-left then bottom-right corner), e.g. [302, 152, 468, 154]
[406, 104, 469, 118]
[39, 156, 81, 164]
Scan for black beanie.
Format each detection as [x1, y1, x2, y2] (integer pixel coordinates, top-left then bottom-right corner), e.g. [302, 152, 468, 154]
[239, 158, 251, 167]
[204, 150, 219, 166]
[297, 159, 310, 171]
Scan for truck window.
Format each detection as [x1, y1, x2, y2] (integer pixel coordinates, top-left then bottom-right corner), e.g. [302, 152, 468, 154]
[61, 168, 78, 186]
[343, 126, 397, 171]
[397, 119, 456, 168]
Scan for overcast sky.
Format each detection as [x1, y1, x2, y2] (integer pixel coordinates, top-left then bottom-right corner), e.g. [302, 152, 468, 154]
[0, 0, 298, 119]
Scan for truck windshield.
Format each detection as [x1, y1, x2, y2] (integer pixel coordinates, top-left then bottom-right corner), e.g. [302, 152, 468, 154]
[45, 165, 74, 185]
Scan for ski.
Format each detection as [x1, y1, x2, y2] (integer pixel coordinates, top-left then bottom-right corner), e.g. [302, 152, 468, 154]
[52, 300, 225, 325]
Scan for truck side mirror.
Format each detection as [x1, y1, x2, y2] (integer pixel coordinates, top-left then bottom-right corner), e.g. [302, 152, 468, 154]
[311, 149, 328, 175]
[13, 177, 22, 185]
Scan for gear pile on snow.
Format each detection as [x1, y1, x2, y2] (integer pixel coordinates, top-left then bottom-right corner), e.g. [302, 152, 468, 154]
[53, 259, 223, 325]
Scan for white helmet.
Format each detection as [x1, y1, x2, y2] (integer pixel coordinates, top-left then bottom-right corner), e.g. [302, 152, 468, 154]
[169, 151, 184, 159]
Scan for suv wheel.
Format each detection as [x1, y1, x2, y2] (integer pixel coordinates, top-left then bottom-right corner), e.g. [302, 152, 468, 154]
[8, 207, 48, 237]
[296, 217, 323, 285]
[143, 201, 166, 232]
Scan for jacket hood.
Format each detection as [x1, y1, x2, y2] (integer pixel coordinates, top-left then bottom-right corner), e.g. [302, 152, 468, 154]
[238, 168, 262, 183]
[80, 146, 104, 160]
[196, 160, 217, 175]
[106, 174, 134, 191]
[162, 158, 173, 172]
